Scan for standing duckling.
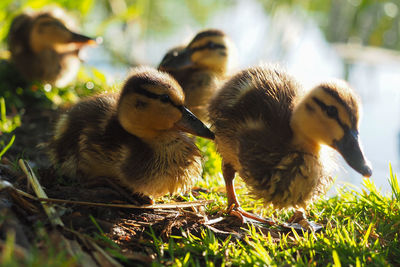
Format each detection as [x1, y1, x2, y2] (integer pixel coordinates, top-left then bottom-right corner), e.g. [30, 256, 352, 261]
[158, 29, 233, 122]
[208, 65, 372, 226]
[8, 9, 96, 87]
[48, 67, 214, 198]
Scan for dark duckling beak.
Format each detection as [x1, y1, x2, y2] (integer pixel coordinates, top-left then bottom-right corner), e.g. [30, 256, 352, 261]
[159, 49, 193, 70]
[333, 129, 372, 177]
[69, 31, 98, 46]
[174, 106, 214, 140]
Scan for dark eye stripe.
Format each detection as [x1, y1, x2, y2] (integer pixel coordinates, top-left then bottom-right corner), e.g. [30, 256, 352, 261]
[39, 21, 67, 30]
[134, 87, 159, 99]
[190, 42, 226, 53]
[312, 97, 349, 131]
[321, 86, 357, 129]
[134, 87, 181, 109]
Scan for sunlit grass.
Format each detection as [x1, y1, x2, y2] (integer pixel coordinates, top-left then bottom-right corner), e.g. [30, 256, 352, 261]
[0, 97, 19, 160]
[0, 97, 20, 133]
[148, 163, 400, 266]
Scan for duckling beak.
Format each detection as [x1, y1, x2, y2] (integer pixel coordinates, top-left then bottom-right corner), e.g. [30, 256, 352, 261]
[333, 129, 372, 177]
[69, 32, 97, 46]
[159, 49, 193, 70]
[174, 106, 215, 140]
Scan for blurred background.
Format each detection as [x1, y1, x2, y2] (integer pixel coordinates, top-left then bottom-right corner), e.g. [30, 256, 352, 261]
[1, 0, 399, 193]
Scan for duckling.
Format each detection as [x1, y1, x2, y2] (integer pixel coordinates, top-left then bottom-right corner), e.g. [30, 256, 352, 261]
[8, 9, 96, 87]
[158, 29, 233, 122]
[48, 67, 214, 198]
[208, 65, 372, 226]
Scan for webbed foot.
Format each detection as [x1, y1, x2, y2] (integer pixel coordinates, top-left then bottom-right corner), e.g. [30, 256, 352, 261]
[283, 210, 323, 232]
[227, 204, 274, 225]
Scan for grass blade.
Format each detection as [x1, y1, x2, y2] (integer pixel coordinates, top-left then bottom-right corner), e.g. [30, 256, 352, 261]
[19, 159, 64, 226]
[0, 135, 15, 159]
[361, 224, 373, 247]
[332, 250, 341, 267]
[389, 164, 400, 201]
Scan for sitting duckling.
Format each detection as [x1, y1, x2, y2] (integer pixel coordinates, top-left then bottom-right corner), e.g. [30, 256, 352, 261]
[48, 67, 214, 199]
[158, 29, 233, 122]
[8, 9, 96, 87]
[208, 64, 372, 227]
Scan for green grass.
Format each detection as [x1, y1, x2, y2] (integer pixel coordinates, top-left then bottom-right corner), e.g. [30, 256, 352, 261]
[145, 141, 400, 266]
[0, 97, 20, 133]
[0, 227, 78, 267]
[144, 164, 400, 266]
[0, 97, 19, 160]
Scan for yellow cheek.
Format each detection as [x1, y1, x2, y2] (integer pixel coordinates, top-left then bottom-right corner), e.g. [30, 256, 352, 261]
[191, 51, 203, 64]
[300, 112, 345, 145]
[192, 52, 225, 70]
[324, 118, 345, 144]
[146, 105, 181, 130]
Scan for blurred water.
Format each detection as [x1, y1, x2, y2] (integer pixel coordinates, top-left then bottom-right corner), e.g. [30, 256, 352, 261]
[84, 0, 399, 194]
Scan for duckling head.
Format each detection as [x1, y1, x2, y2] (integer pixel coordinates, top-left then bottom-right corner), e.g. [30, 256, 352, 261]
[117, 68, 215, 140]
[290, 80, 372, 177]
[159, 29, 230, 75]
[29, 12, 96, 53]
[158, 45, 185, 68]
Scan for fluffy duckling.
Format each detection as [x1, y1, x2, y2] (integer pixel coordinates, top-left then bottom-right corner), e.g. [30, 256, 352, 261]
[8, 9, 96, 87]
[158, 29, 232, 122]
[208, 65, 372, 226]
[48, 67, 214, 198]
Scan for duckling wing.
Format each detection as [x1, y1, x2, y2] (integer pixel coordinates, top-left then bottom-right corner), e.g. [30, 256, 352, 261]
[235, 83, 296, 183]
[237, 125, 295, 192]
[49, 94, 154, 180]
[211, 65, 299, 143]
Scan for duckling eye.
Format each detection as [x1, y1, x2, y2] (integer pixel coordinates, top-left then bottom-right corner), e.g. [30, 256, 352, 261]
[326, 106, 338, 118]
[207, 42, 216, 49]
[159, 94, 170, 103]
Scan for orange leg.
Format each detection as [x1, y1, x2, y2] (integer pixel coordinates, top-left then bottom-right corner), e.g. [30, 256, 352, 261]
[223, 163, 274, 225]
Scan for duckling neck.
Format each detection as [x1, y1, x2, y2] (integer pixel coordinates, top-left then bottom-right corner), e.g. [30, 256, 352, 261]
[120, 126, 160, 141]
[143, 131, 188, 146]
[290, 117, 321, 155]
[120, 123, 182, 145]
[291, 131, 321, 155]
[196, 64, 226, 77]
[211, 65, 227, 77]
[139, 131, 175, 143]
[10, 45, 79, 86]
[290, 103, 321, 155]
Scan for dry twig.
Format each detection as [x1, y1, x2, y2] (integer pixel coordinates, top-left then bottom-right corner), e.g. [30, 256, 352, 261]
[18, 159, 64, 226]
